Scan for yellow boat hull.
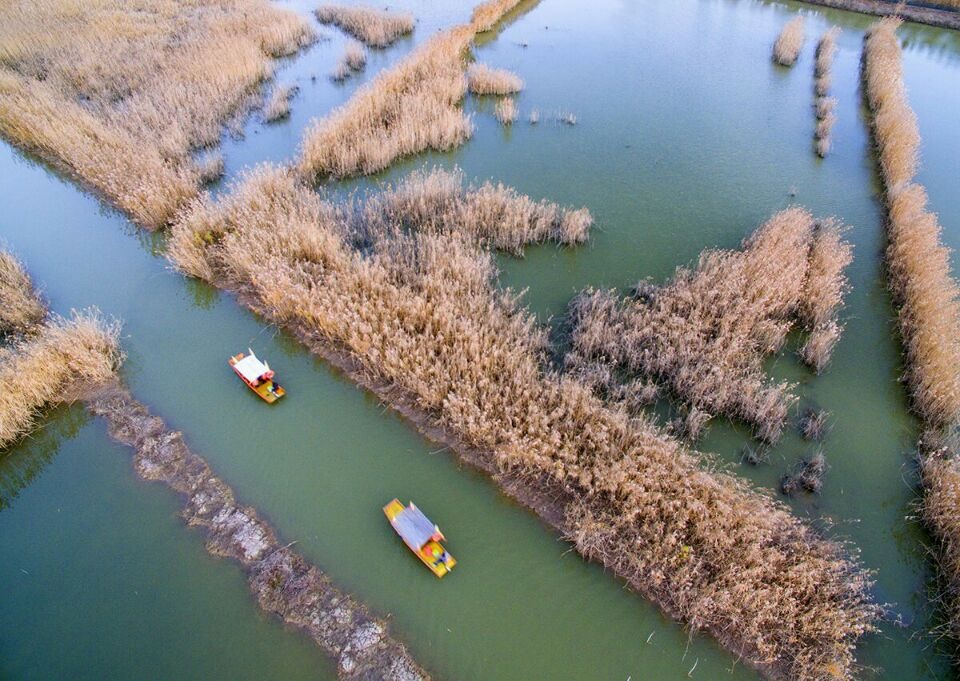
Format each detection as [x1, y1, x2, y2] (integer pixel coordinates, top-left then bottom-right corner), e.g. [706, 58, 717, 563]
[383, 499, 456, 578]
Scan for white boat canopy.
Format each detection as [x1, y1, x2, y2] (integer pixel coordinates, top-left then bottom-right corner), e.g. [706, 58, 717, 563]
[234, 352, 269, 383]
[393, 504, 440, 550]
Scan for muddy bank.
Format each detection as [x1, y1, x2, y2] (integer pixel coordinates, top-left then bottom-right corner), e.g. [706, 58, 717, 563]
[799, 0, 960, 30]
[86, 384, 430, 681]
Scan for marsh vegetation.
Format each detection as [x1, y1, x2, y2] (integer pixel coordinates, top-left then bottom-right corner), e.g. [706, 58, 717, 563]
[314, 5, 415, 48]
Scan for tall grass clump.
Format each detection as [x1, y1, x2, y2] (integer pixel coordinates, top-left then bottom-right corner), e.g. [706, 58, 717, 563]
[864, 17, 960, 647]
[315, 5, 415, 48]
[361, 166, 592, 254]
[814, 27, 841, 157]
[0, 0, 315, 228]
[0, 311, 122, 448]
[297, 26, 475, 180]
[495, 97, 518, 125]
[471, 0, 524, 32]
[773, 16, 806, 66]
[0, 251, 45, 336]
[263, 84, 295, 122]
[567, 209, 852, 443]
[467, 63, 523, 95]
[169, 167, 878, 678]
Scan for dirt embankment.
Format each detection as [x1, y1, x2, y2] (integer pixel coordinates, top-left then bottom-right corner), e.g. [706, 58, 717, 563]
[800, 0, 960, 30]
[87, 384, 429, 681]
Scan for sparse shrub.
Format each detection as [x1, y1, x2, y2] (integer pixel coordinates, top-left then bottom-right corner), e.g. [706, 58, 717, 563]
[495, 96, 517, 125]
[773, 16, 805, 66]
[567, 209, 852, 443]
[468, 63, 523, 95]
[314, 5, 414, 48]
[264, 84, 295, 121]
[169, 169, 879, 678]
[0, 251, 45, 336]
[0, 311, 122, 448]
[0, 0, 315, 228]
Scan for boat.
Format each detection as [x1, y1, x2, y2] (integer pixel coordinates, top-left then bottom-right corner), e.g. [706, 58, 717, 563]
[383, 498, 456, 578]
[228, 349, 286, 403]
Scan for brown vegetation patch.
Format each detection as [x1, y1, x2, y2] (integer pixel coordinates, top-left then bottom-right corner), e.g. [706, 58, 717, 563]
[264, 85, 296, 122]
[0, 0, 315, 228]
[773, 16, 806, 66]
[168, 167, 878, 679]
[88, 385, 430, 681]
[467, 63, 523, 95]
[297, 26, 475, 180]
[471, 0, 525, 32]
[814, 27, 840, 157]
[494, 96, 518, 124]
[0, 311, 122, 448]
[864, 17, 960, 650]
[0, 251, 46, 336]
[315, 5, 415, 48]
[566, 209, 852, 443]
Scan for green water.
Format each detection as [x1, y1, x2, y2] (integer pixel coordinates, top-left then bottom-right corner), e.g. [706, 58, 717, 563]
[2, 0, 959, 679]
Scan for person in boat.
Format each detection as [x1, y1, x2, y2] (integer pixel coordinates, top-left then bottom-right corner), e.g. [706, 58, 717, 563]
[271, 381, 282, 394]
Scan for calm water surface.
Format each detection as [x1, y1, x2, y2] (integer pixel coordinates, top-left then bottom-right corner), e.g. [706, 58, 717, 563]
[1, 0, 959, 679]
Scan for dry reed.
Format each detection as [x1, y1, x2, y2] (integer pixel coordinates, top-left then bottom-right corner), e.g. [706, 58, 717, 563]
[0, 311, 122, 448]
[361, 166, 592, 254]
[567, 209, 852, 442]
[495, 97, 518, 125]
[863, 17, 960, 428]
[297, 26, 475, 180]
[781, 450, 827, 495]
[814, 27, 840, 157]
[0, 0, 315, 229]
[169, 167, 879, 678]
[315, 5, 415, 48]
[0, 251, 46, 336]
[471, 0, 524, 32]
[467, 63, 523, 95]
[774, 16, 806, 66]
[196, 152, 225, 185]
[864, 17, 960, 647]
[264, 85, 295, 122]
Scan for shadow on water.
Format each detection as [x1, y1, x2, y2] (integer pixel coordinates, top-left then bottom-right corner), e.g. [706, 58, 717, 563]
[0, 403, 89, 512]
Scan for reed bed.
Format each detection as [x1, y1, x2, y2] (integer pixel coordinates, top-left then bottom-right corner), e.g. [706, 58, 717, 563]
[314, 5, 415, 48]
[0, 251, 45, 336]
[566, 209, 852, 443]
[471, 0, 524, 32]
[332, 43, 367, 82]
[774, 16, 806, 66]
[169, 167, 878, 679]
[864, 17, 960, 646]
[467, 63, 523, 95]
[0, 0, 315, 228]
[814, 27, 841, 157]
[0, 311, 122, 449]
[297, 26, 475, 180]
[495, 97, 518, 125]
[361, 166, 592, 254]
[863, 17, 960, 429]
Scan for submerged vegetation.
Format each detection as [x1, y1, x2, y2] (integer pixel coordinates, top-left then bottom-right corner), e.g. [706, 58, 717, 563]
[0, 0, 314, 228]
[773, 16, 806, 66]
[168, 166, 878, 679]
[567, 209, 852, 443]
[314, 5, 415, 48]
[863, 17, 960, 647]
